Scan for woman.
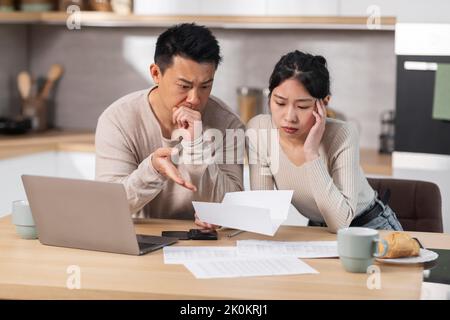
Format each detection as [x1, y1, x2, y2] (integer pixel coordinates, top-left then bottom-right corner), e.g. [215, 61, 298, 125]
[246, 50, 403, 233]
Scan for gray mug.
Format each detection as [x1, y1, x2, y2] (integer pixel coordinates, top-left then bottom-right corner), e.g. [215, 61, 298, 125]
[11, 200, 38, 239]
[337, 227, 388, 273]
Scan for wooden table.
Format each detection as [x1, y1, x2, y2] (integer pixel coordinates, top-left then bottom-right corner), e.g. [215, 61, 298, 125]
[1, 216, 447, 300]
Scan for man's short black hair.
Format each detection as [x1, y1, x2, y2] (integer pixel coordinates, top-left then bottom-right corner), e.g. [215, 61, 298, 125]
[154, 23, 222, 73]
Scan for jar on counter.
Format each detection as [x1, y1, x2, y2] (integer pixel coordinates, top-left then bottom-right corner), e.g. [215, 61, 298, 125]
[111, 0, 131, 15]
[58, 0, 86, 11]
[20, 0, 54, 12]
[0, 0, 15, 12]
[237, 87, 265, 124]
[88, 0, 112, 11]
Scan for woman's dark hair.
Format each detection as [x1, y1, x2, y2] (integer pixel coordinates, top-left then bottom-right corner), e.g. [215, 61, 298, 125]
[154, 23, 222, 73]
[268, 50, 330, 99]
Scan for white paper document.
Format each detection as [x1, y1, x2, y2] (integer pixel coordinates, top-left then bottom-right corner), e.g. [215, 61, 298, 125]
[192, 190, 294, 236]
[183, 256, 319, 279]
[163, 246, 238, 264]
[236, 240, 338, 258]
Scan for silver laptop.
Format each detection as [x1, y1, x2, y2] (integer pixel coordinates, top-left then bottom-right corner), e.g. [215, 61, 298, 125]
[21, 175, 177, 255]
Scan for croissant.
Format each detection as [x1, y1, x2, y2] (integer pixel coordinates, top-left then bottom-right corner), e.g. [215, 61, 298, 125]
[378, 232, 421, 259]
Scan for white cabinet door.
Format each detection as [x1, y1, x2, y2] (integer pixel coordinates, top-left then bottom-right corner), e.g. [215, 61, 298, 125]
[0, 152, 57, 218]
[134, 0, 340, 16]
[200, 0, 266, 16]
[0, 151, 96, 218]
[267, 0, 339, 16]
[133, 0, 201, 15]
[56, 152, 95, 180]
[340, 0, 450, 23]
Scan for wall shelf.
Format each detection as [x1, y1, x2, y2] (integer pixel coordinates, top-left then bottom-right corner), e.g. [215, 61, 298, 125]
[0, 12, 396, 30]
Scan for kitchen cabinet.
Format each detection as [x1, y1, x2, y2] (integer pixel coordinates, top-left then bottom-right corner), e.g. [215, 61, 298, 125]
[266, 0, 339, 16]
[0, 151, 95, 218]
[56, 151, 95, 180]
[0, 152, 56, 218]
[340, 0, 450, 23]
[134, 0, 339, 17]
[134, 0, 340, 16]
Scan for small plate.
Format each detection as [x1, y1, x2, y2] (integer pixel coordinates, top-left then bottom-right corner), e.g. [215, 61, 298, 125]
[376, 248, 439, 264]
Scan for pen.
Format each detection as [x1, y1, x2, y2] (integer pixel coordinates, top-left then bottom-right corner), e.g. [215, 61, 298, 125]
[227, 230, 245, 238]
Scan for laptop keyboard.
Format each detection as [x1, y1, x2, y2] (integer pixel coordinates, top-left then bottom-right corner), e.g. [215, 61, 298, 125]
[136, 234, 178, 254]
[138, 241, 158, 252]
[137, 234, 170, 244]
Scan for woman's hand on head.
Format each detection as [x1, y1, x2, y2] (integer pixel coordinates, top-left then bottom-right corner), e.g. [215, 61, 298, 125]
[304, 99, 327, 162]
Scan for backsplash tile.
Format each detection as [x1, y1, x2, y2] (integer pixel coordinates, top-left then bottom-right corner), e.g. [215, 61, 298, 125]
[25, 26, 395, 149]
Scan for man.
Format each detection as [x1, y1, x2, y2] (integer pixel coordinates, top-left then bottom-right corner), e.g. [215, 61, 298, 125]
[95, 23, 244, 226]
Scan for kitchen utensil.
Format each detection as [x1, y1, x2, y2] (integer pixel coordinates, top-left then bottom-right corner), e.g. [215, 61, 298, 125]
[17, 71, 32, 100]
[39, 64, 64, 100]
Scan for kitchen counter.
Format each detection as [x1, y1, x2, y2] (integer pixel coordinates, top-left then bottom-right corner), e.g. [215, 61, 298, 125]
[0, 131, 392, 176]
[0, 130, 95, 160]
[360, 148, 392, 176]
[0, 12, 396, 30]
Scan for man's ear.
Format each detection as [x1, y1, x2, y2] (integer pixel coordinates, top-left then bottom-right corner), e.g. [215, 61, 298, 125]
[150, 63, 162, 85]
[323, 95, 331, 106]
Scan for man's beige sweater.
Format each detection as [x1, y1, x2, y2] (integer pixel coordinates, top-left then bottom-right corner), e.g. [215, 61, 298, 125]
[95, 88, 244, 220]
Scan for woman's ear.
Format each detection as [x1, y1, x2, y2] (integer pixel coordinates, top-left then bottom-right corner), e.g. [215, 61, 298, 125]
[323, 95, 331, 106]
[149, 63, 161, 85]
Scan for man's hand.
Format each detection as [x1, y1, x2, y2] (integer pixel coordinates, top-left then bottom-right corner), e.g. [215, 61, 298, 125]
[194, 212, 220, 230]
[151, 147, 197, 192]
[172, 106, 202, 142]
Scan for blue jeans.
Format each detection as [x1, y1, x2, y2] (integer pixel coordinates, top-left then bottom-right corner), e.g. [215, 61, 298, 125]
[357, 198, 403, 231]
[308, 198, 403, 231]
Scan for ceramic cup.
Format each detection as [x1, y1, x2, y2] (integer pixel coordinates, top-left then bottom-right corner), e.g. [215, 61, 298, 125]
[337, 227, 388, 273]
[11, 200, 38, 239]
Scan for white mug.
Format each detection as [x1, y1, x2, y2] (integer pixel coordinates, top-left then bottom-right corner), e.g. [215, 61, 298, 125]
[337, 227, 388, 273]
[12, 200, 38, 239]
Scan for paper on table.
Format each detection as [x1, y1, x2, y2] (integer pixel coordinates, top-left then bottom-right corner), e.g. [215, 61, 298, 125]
[192, 190, 293, 236]
[184, 256, 319, 279]
[163, 246, 238, 264]
[236, 240, 338, 258]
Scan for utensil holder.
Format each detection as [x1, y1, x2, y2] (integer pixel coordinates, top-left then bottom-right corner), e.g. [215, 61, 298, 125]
[21, 96, 49, 132]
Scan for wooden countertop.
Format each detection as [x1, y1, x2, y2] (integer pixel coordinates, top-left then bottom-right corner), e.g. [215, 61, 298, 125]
[360, 148, 392, 176]
[0, 12, 396, 30]
[0, 215, 448, 299]
[0, 130, 95, 160]
[0, 130, 392, 176]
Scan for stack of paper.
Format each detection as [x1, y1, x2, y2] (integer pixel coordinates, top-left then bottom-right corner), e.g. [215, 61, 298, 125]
[163, 246, 238, 264]
[193, 190, 294, 236]
[163, 240, 337, 279]
[236, 240, 338, 258]
[183, 256, 318, 279]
